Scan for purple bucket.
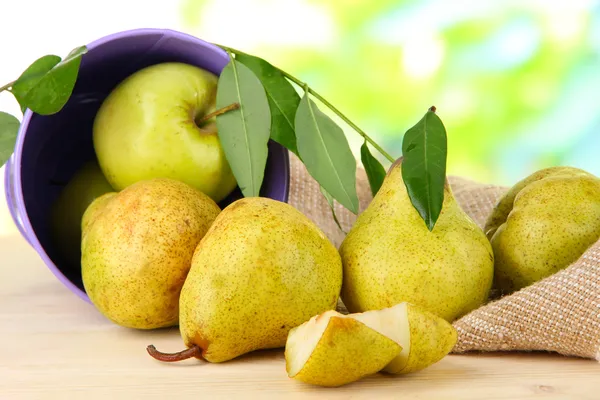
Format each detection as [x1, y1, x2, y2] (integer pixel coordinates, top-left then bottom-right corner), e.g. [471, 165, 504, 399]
[3, 28, 290, 303]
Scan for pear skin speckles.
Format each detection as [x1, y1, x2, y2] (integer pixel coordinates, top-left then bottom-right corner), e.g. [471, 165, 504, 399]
[487, 168, 600, 294]
[81, 178, 220, 329]
[384, 303, 457, 374]
[179, 197, 343, 363]
[339, 160, 494, 322]
[286, 316, 401, 387]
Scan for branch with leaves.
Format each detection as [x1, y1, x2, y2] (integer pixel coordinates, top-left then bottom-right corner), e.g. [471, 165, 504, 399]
[0, 40, 448, 231]
[0, 46, 88, 166]
[214, 45, 448, 230]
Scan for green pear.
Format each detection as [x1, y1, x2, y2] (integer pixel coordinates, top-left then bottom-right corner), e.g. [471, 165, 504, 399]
[81, 178, 220, 329]
[146, 197, 342, 363]
[340, 159, 494, 322]
[285, 312, 401, 387]
[49, 160, 114, 268]
[284, 302, 457, 387]
[93, 62, 237, 203]
[485, 166, 600, 294]
[484, 166, 583, 239]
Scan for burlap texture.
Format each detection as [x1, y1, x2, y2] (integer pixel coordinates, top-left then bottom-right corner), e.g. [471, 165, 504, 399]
[286, 153, 600, 362]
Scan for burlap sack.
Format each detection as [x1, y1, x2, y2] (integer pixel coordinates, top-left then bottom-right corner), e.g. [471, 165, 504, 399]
[287, 153, 600, 362]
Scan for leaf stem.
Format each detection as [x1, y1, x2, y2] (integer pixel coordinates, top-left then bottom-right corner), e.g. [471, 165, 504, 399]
[281, 70, 394, 163]
[0, 80, 15, 92]
[218, 45, 395, 164]
[197, 102, 240, 125]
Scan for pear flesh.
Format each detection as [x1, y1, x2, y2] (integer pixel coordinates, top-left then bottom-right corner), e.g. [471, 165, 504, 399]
[485, 166, 600, 294]
[285, 302, 457, 387]
[148, 197, 343, 363]
[81, 178, 220, 330]
[340, 159, 494, 322]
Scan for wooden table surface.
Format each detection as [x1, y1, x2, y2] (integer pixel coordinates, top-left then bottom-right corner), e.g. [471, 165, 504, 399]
[1, 233, 600, 400]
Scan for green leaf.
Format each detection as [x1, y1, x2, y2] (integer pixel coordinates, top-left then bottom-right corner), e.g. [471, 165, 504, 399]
[295, 93, 359, 214]
[320, 186, 346, 234]
[234, 53, 300, 156]
[11, 46, 87, 115]
[0, 112, 20, 167]
[401, 107, 448, 231]
[11, 55, 61, 113]
[360, 140, 386, 196]
[216, 58, 271, 198]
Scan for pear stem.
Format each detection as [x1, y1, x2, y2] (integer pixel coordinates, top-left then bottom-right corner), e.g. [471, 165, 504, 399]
[196, 102, 240, 125]
[146, 345, 204, 362]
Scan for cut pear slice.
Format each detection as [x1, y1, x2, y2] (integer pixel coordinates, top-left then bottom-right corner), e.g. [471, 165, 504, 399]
[285, 311, 401, 387]
[285, 302, 458, 387]
[351, 302, 458, 374]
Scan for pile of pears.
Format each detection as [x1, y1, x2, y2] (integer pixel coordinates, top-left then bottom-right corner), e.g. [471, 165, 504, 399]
[72, 158, 465, 388]
[50, 61, 600, 388]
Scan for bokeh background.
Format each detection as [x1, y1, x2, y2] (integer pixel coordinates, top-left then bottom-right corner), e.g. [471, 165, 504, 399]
[1, 0, 599, 236]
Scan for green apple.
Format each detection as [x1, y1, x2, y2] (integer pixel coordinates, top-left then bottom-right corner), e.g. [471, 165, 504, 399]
[50, 160, 114, 267]
[92, 62, 237, 203]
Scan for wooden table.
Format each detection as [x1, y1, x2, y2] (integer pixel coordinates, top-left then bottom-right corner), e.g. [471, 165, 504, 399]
[1, 233, 600, 399]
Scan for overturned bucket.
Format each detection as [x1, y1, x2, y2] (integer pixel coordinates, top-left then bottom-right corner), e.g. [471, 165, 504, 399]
[3, 28, 290, 303]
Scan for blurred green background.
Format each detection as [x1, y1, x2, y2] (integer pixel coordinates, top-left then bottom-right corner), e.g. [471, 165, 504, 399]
[180, 0, 600, 185]
[2, 0, 600, 236]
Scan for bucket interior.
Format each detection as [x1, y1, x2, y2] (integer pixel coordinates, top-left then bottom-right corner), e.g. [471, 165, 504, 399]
[17, 30, 289, 295]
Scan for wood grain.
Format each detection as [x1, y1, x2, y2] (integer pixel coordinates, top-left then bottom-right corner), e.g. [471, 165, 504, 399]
[1, 234, 599, 399]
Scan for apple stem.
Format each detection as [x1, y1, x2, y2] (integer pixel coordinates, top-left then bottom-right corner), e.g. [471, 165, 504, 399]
[197, 102, 240, 125]
[216, 44, 395, 164]
[146, 344, 204, 362]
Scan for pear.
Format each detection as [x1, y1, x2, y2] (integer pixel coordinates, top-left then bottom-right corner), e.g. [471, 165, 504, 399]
[285, 312, 401, 387]
[339, 159, 494, 322]
[485, 166, 600, 294]
[81, 178, 220, 329]
[49, 160, 114, 268]
[484, 166, 584, 239]
[284, 302, 457, 387]
[146, 197, 342, 363]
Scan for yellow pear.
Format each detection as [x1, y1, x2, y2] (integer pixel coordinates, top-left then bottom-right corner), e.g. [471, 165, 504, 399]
[284, 302, 457, 387]
[340, 159, 494, 322]
[147, 197, 342, 364]
[485, 166, 600, 294]
[81, 178, 220, 329]
[285, 312, 401, 387]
